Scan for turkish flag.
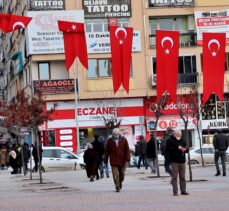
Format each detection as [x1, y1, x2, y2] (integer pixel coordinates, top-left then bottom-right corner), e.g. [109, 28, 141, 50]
[58, 20, 88, 70]
[203, 32, 226, 104]
[156, 30, 179, 103]
[109, 26, 133, 93]
[0, 14, 32, 33]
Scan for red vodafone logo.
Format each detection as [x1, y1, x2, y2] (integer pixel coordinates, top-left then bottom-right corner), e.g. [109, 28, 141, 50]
[169, 120, 178, 128]
[158, 121, 168, 129]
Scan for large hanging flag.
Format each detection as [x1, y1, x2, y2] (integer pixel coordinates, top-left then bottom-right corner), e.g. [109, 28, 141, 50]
[109, 26, 133, 93]
[156, 30, 179, 103]
[0, 14, 32, 33]
[58, 20, 88, 70]
[203, 32, 226, 104]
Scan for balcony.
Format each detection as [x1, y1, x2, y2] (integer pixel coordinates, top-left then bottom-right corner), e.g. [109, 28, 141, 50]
[149, 32, 197, 49]
[178, 73, 198, 86]
[151, 73, 198, 88]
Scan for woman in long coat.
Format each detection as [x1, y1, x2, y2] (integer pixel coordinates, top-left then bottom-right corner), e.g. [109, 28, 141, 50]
[83, 143, 98, 182]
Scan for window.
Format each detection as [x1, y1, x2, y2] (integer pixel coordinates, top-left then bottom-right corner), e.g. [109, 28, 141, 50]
[149, 16, 188, 34]
[38, 63, 50, 80]
[201, 53, 229, 71]
[42, 149, 54, 158]
[87, 58, 133, 78]
[152, 55, 197, 84]
[85, 18, 129, 33]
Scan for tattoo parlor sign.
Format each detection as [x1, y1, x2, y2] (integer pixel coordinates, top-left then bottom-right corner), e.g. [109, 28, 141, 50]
[33, 79, 76, 94]
[83, 0, 131, 19]
[148, 0, 194, 7]
[28, 0, 65, 10]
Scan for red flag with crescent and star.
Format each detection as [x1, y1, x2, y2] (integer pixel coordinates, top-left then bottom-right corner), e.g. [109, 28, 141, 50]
[203, 32, 226, 104]
[156, 30, 179, 103]
[58, 20, 88, 70]
[109, 26, 133, 94]
[0, 14, 32, 33]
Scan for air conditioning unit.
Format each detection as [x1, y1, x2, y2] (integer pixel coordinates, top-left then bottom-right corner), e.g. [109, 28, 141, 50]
[187, 15, 195, 31]
[152, 74, 156, 87]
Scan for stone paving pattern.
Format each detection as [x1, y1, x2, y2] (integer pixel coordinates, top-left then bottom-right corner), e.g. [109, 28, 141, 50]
[0, 164, 229, 211]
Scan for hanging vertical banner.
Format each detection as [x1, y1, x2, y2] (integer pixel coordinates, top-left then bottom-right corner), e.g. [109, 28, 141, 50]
[156, 30, 179, 103]
[202, 32, 226, 104]
[109, 26, 133, 93]
[58, 20, 88, 70]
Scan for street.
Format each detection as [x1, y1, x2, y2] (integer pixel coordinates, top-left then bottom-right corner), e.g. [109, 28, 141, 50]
[0, 165, 229, 211]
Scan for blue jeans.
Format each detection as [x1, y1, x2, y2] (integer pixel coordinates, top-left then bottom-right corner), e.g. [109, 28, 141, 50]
[214, 151, 226, 173]
[137, 155, 146, 169]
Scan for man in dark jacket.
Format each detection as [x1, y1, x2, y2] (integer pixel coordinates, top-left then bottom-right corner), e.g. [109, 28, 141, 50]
[161, 127, 174, 175]
[104, 128, 130, 192]
[146, 134, 156, 174]
[137, 135, 147, 169]
[165, 130, 189, 196]
[213, 129, 229, 176]
[92, 134, 105, 179]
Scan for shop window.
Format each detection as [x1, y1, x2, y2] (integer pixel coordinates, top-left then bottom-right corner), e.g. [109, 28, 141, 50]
[38, 62, 50, 80]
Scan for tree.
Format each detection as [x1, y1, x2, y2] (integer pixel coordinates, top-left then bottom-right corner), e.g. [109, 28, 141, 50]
[177, 85, 204, 182]
[148, 91, 170, 177]
[2, 90, 55, 183]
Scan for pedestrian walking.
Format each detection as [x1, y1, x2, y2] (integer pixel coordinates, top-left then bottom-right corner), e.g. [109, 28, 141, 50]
[160, 127, 173, 175]
[92, 134, 105, 179]
[165, 130, 189, 196]
[213, 129, 229, 176]
[22, 142, 31, 175]
[137, 135, 147, 169]
[32, 142, 43, 173]
[83, 143, 98, 182]
[146, 134, 157, 174]
[104, 128, 130, 192]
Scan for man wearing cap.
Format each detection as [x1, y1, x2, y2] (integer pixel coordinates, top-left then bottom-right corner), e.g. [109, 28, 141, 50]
[104, 128, 130, 192]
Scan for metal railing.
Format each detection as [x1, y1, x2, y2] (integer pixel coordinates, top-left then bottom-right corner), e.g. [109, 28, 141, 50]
[178, 73, 198, 85]
[149, 32, 197, 48]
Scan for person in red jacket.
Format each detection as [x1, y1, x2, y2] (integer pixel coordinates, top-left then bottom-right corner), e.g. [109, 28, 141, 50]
[104, 128, 130, 192]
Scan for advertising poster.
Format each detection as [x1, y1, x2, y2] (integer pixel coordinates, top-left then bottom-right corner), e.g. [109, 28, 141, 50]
[194, 9, 229, 44]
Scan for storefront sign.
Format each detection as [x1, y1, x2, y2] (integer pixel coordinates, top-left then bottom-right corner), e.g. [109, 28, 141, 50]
[28, 0, 65, 10]
[202, 119, 229, 130]
[26, 10, 84, 55]
[148, 0, 194, 7]
[46, 98, 144, 128]
[145, 98, 190, 116]
[33, 79, 75, 94]
[195, 9, 229, 44]
[147, 116, 196, 131]
[83, 0, 131, 19]
[87, 31, 141, 53]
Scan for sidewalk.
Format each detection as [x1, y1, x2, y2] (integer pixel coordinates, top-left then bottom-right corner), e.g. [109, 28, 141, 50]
[0, 165, 229, 211]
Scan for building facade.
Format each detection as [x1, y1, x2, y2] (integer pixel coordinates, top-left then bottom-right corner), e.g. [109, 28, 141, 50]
[1, 0, 229, 152]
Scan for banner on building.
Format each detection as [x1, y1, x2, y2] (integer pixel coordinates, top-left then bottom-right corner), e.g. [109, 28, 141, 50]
[148, 0, 194, 7]
[194, 9, 229, 44]
[33, 79, 75, 94]
[26, 10, 84, 55]
[87, 31, 141, 53]
[28, 0, 65, 10]
[83, 0, 131, 18]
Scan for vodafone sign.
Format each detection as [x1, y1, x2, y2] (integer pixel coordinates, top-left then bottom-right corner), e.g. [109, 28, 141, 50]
[145, 99, 190, 115]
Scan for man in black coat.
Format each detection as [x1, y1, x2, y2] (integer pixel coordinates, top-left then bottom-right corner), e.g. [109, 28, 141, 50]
[161, 127, 173, 175]
[213, 129, 229, 176]
[146, 134, 156, 174]
[92, 134, 105, 179]
[165, 130, 189, 196]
